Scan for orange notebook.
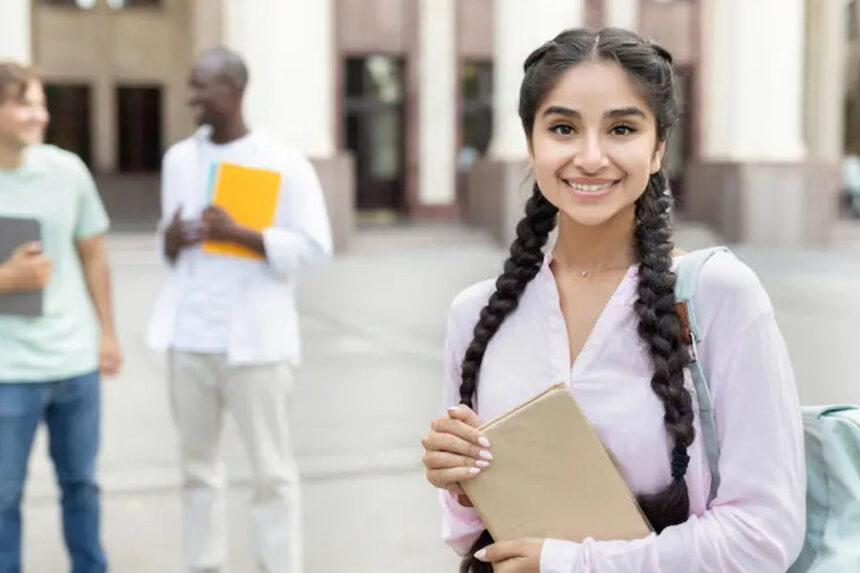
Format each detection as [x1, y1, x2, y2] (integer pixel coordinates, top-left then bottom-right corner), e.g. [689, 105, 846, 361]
[203, 162, 281, 260]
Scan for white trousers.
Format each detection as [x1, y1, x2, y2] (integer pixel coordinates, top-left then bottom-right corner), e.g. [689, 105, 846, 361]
[168, 351, 302, 573]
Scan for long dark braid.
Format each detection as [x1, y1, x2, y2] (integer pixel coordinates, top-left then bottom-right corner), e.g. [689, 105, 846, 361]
[632, 169, 695, 531]
[457, 28, 691, 571]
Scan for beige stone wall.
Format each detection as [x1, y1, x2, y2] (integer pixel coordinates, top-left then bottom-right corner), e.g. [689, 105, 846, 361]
[32, 0, 197, 172]
[457, 0, 493, 60]
[639, 0, 697, 67]
[337, 0, 412, 55]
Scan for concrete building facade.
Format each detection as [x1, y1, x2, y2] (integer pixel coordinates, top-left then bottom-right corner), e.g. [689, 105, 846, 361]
[0, 0, 851, 247]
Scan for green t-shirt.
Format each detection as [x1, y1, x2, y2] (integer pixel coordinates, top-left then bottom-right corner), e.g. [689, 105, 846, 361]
[0, 145, 110, 382]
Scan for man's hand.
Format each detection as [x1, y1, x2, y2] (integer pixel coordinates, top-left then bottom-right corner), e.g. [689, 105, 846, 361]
[199, 206, 266, 257]
[0, 242, 52, 293]
[201, 205, 239, 242]
[99, 333, 122, 378]
[473, 538, 544, 573]
[164, 207, 203, 262]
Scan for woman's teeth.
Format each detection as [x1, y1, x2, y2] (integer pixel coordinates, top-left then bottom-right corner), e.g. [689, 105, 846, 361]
[566, 181, 615, 192]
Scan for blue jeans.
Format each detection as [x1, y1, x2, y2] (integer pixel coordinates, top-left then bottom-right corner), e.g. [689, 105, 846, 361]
[0, 371, 105, 573]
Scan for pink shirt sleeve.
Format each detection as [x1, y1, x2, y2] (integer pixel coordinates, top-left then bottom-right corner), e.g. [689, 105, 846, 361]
[440, 489, 485, 555]
[540, 309, 806, 572]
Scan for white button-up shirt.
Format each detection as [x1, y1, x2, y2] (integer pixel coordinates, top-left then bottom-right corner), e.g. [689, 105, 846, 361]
[440, 250, 806, 572]
[146, 128, 332, 365]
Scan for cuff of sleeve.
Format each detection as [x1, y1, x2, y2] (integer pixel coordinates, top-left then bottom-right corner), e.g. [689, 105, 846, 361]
[75, 222, 110, 240]
[439, 489, 484, 555]
[262, 227, 301, 276]
[540, 538, 583, 573]
[440, 488, 482, 524]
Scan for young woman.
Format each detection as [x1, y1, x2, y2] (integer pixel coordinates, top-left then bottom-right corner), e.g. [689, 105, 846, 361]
[421, 28, 805, 573]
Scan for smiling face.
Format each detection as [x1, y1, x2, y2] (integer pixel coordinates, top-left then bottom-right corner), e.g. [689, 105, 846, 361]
[187, 57, 240, 128]
[528, 60, 666, 228]
[0, 79, 49, 150]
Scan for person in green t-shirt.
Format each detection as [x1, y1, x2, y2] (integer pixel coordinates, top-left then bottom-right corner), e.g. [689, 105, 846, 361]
[0, 62, 122, 573]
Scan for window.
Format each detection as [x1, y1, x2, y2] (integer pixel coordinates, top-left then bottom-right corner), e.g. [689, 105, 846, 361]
[849, 0, 858, 40]
[116, 86, 162, 172]
[664, 68, 692, 206]
[107, 0, 162, 8]
[41, 0, 97, 8]
[343, 56, 406, 212]
[43, 84, 93, 166]
[459, 61, 493, 168]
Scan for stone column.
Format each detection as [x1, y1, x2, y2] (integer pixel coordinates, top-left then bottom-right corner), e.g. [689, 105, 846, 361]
[603, 0, 640, 31]
[222, 0, 353, 250]
[417, 0, 457, 212]
[804, 0, 846, 162]
[467, 0, 584, 244]
[93, 76, 115, 173]
[0, 0, 31, 64]
[687, 0, 837, 245]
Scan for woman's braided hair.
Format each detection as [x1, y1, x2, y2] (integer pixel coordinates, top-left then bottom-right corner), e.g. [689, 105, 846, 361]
[459, 28, 688, 573]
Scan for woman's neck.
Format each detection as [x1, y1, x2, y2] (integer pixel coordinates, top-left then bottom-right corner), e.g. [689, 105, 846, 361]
[552, 206, 637, 273]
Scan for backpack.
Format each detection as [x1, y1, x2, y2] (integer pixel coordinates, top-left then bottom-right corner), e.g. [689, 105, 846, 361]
[674, 247, 860, 572]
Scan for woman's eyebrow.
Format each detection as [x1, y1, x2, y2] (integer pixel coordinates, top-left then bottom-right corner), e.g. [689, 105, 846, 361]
[541, 105, 647, 120]
[542, 106, 579, 119]
[604, 107, 647, 119]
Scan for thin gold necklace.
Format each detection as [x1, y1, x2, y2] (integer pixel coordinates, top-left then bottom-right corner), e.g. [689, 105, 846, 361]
[552, 252, 635, 278]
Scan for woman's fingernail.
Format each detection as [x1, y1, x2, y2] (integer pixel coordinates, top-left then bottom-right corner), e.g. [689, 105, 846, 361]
[447, 406, 459, 413]
[469, 467, 482, 475]
[474, 548, 488, 561]
[478, 436, 491, 448]
[479, 450, 493, 460]
[476, 460, 490, 468]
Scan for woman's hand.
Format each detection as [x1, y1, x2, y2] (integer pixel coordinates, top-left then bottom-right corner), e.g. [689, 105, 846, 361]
[474, 538, 544, 572]
[421, 404, 492, 501]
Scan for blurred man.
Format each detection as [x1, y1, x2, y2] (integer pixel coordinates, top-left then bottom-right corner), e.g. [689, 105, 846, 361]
[147, 47, 332, 573]
[0, 62, 121, 573]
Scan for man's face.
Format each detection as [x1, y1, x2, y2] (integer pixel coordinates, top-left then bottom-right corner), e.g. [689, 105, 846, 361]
[0, 80, 50, 150]
[187, 60, 237, 127]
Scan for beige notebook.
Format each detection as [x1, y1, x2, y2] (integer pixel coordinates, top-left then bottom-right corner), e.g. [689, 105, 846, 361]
[460, 383, 652, 542]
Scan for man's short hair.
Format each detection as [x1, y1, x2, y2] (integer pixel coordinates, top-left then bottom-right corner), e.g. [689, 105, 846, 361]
[199, 47, 249, 91]
[0, 62, 38, 104]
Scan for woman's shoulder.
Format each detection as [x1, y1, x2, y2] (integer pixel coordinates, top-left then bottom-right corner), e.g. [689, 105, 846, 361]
[681, 248, 773, 323]
[446, 279, 497, 335]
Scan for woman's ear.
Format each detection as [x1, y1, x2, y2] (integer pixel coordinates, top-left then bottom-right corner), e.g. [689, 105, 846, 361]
[650, 141, 667, 174]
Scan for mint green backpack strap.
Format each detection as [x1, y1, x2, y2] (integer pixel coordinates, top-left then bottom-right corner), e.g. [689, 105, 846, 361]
[674, 247, 730, 505]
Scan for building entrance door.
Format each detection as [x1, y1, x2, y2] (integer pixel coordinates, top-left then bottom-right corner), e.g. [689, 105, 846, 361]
[343, 56, 406, 214]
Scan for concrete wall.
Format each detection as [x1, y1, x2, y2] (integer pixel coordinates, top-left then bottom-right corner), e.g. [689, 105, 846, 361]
[32, 0, 196, 172]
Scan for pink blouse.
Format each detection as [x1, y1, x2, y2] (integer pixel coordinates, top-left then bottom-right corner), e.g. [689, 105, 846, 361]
[439, 251, 805, 573]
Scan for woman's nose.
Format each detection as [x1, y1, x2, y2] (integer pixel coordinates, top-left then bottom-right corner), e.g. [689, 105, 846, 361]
[572, 133, 609, 173]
